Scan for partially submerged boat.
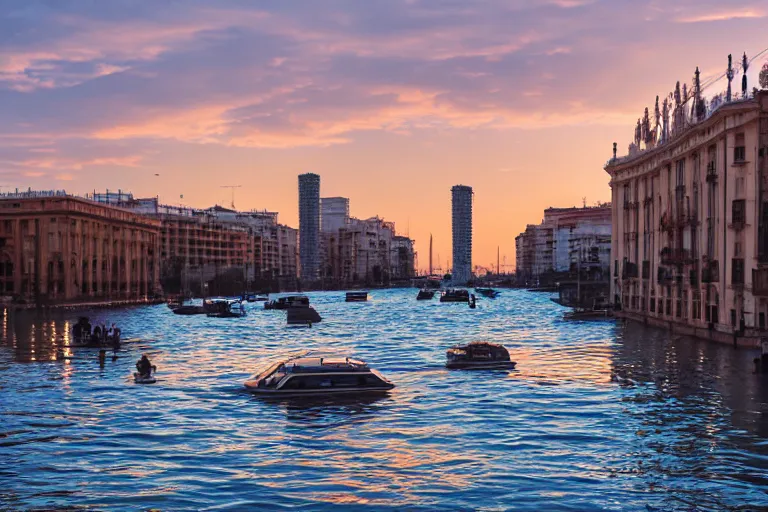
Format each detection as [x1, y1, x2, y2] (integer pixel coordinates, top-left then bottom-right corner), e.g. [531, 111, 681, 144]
[205, 298, 246, 318]
[475, 287, 500, 298]
[345, 291, 368, 302]
[440, 289, 470, 303]
[287, 306, 322, 326]
[265, 295, 310, 310]
[417, 289, 435, 300]
[244, 355, 395, 397]
[446, 342, 516, 370]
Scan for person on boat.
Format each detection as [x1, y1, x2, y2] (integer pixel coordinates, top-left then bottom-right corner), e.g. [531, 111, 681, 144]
[91, 325, 102, 345]
[135, 355, 155, 378]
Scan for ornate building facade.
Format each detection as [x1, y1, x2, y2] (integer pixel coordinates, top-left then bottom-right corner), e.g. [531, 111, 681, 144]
[606, 59, 768, 346]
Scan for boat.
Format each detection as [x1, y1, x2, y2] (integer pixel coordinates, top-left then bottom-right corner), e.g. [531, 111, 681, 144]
[167, 296, 184, 309]
[71, 317, 122, 347]
[475, 287, 500, 298]
[204, 298, 246, 318]
[416, 289, 435, 300]
[244, 355, 395, 397]
[172, 304, 206, 315]
[287, 306, 322, 326]
[133, 372, 157, 384]
[345, 291, 368, 302]
[264, 295, 310, 310]
[446, 342, 516, 370]
[440, 289, 470, 303]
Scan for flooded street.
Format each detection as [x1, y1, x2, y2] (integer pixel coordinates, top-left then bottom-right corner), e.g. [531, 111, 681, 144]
[1, 289, 767, 511]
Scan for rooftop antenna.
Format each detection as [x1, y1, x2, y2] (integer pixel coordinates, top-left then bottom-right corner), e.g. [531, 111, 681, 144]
[582, 196, 587, 208]
[220, 185, 242, 209]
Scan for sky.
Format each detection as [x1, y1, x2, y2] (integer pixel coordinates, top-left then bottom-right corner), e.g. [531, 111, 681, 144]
[1, 0, 767, 273]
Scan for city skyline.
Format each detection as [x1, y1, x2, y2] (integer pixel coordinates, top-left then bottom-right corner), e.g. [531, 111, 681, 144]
[2, 1, 767, 270]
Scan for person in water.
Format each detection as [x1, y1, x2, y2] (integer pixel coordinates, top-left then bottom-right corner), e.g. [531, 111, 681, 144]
[136, 355, 156, 378]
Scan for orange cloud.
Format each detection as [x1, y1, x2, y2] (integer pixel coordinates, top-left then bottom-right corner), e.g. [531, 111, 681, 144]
[676, 9, 765, 23]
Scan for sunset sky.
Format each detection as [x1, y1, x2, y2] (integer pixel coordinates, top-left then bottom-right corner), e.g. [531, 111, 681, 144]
[2, 0, 767, 272]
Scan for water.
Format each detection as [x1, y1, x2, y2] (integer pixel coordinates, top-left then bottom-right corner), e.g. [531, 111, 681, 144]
[1, 289, 767, 511]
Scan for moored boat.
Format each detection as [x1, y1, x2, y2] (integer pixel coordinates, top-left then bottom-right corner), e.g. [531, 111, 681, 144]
[417, 289, 435, 300]
[345, 291, 368, 302]
[440, 289, 470, 303]
[446, 342, 516, 370]
[244, 355, 395, 397]
[265, 295, 310, 310]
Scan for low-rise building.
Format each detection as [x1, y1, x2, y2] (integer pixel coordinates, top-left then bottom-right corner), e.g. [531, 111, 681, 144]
[515, 205, 611, 289]
[605, 61, 768, 346]
[0, 190, 161, 304]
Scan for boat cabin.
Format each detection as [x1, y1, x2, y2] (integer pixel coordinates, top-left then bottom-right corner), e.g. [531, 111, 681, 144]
[440, 289, 470, 303]
[345, 291, 368, 302]
[265, 295, 310, 310]
[244, 356, 394, 395]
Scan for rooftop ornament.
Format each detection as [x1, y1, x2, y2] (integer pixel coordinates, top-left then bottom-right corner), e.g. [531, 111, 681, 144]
[760, 60, 768, 89]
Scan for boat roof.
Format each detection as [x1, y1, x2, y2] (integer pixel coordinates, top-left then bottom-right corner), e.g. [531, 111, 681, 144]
[282, 356, 369, 372]
[346, 291, 368, 295]
[451, 341, 508, 350]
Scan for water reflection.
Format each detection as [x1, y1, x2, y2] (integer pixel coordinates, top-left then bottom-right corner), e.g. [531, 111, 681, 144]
[1, 290, 767, 511]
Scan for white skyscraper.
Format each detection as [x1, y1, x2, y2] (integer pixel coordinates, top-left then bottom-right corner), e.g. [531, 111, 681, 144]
[451, 185, 473, 285]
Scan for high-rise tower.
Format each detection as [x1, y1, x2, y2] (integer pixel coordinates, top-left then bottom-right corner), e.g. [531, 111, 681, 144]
[451, 185, 473, 285]
[298, 173, 320, 280]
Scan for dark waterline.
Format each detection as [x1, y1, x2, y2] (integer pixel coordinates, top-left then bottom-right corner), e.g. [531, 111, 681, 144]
[1, 289, 767, 511]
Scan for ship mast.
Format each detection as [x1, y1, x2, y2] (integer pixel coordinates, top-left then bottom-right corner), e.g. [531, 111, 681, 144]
[429, 234, 433, 276]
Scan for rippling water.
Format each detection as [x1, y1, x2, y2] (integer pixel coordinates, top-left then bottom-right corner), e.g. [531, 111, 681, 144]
[1, 289, 767, 511]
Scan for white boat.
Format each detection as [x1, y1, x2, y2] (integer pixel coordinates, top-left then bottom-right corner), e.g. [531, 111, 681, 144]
[244, 355, 394, 397]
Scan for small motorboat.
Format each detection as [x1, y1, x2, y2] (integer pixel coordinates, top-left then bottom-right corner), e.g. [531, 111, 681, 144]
[475, 287, 500, 298]
[345, 291, 368, 302]
[133, 372, 157, 384]
[167, 296, 184, 309]
[416, 289, 435, 300]
[244, 355, 395, 397]
[205, 298, 246, 318]
[440, 289, 470, 303]
[446, 342, 516, 370]
[265, 295, 310, 310]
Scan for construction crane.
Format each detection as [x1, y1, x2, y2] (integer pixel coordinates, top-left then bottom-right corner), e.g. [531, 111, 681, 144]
[220, 185, 242, 209]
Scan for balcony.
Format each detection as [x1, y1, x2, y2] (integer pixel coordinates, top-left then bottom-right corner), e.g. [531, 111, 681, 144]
[706, 162, 718, 183]
[660, 247, 693, 266]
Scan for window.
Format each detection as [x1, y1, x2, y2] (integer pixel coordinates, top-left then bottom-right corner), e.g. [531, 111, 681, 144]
[735, 242, 742, 257]
[734, 133, 746, 162]
[732, 258, 745, 285]
[732, 199, 746, 227]
[761, 312, 766, 330]
[693, 291, 701, 320]
[731, 309, 737, 327]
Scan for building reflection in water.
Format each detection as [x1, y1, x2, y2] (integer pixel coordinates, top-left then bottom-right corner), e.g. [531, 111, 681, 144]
[610, 320, 768, 508]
